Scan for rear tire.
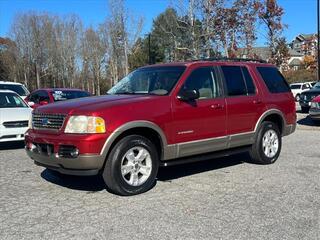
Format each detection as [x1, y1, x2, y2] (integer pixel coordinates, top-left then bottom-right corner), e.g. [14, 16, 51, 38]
[103, 135, 159, 196]
[295, 94, 300, 101]
[249, 121, 282, 164]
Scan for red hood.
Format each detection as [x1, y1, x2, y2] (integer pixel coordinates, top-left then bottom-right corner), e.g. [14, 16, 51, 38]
[34, 94, 158, 115]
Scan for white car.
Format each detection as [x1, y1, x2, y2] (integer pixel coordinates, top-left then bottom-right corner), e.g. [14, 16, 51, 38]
[290, 82, 312, 101]
[0, 90, 32, 142]
[0, 81, 30, 100]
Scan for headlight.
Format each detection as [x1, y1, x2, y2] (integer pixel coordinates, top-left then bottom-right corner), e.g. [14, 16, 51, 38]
[65, 116, 106, 134]
[311, 102, 319, 109]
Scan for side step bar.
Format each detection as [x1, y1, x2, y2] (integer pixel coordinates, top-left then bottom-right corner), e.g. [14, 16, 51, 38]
[160, 146, 251, 167]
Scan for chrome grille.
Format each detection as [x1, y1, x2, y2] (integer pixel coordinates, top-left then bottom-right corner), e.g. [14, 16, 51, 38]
[32, 113, 66, 130]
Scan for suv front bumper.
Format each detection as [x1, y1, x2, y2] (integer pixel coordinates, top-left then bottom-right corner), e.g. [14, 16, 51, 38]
[25, 130, 108, 176]
[26, 148, 104, 176]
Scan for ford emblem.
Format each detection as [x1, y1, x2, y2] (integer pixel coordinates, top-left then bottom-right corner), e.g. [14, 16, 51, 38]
[41, 118, 49, 125]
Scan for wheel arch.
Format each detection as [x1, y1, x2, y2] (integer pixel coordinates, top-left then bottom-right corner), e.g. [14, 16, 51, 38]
[254, 109, 286, 135]
[100, 121, 171, 163]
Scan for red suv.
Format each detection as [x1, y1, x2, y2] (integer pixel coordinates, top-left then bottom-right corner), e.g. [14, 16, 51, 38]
[25, 59, 296, 195]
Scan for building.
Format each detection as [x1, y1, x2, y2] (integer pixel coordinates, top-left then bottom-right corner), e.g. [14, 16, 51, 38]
[237, 47, 304, 71]
[291, 34, 318, 56]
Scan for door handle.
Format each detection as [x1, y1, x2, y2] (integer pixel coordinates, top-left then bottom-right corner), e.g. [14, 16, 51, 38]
[253, 100, 262, 104]
[210, 104, 224, 109]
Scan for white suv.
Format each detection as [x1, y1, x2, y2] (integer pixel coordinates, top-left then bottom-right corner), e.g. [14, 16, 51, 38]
[0, 81, 30, 100]
[0, 90, 32, 142]
[290, 82, 312, 101]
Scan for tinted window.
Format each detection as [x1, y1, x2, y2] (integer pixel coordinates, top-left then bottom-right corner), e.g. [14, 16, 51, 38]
[181, 67, 220, 99]
[242, 67, 256, 94]
[290, 84, 301, 89]
[0, 84, 29, 96]
[38, 91, 50, 102]
[51, 90, 91, 102]
[221, 66, 247, 96]
[29, 92, 40, 104]
[257, 67, 290, 93]
[0, 92, 28, 108]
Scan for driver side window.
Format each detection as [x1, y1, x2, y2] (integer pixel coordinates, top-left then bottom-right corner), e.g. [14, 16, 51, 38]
[30, 92, 40, 104]
[181, 67, 220, 99]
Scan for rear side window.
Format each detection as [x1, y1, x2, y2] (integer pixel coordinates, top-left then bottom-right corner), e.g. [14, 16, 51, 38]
[257, 67, 290, 93]
[221, 66, 256, 96]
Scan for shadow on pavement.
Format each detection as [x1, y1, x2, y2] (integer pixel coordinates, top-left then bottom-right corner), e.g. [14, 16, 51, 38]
[297, 115, 320, 127]
[157, 153, 247, 181]
[0, 141, 25, 150]
[40, 153, 249, 192]
[41, 169, 106, 192]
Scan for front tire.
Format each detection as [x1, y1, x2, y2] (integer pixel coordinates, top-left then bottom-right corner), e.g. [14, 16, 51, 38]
[103, 135, 159, 196]
[295, 94, 300, 101]
[249, 121, 282, 164]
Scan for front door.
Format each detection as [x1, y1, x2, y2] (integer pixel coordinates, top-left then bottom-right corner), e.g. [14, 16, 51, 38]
[172, 66, 227, 157]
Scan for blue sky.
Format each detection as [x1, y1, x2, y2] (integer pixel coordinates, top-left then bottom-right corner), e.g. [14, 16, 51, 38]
[0, 0, 317, 45]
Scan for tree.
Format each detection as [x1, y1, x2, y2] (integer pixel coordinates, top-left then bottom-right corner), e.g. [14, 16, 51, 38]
[0, 37, 18, 82]
[257, 0, 286, 61]
[274, 37, 289, 68]
[303, 55, 316, 69]
[81, 28, 106, 95]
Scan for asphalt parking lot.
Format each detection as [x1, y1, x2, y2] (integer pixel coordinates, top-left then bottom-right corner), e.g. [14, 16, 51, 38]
[0, 108, 319, 240]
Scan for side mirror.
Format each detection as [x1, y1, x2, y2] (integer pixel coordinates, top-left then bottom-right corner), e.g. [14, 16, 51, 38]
[39, 101, 49, 105]
[177, 89, 200, 101]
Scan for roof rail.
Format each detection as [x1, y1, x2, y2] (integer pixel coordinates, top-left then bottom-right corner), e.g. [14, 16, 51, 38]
[192, 57, 267, 64]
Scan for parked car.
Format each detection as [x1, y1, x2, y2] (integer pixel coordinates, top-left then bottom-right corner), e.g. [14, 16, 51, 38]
[25, 59, 296, 196]
[25, 88, 91, 108]
[299, 82, 320, 113]
[289, 82, 312, 101]
[0, 81, 30, 99]
[309, 95, 320, 123]
[307, 81, 317, 87]
[0, 90, 32, 142]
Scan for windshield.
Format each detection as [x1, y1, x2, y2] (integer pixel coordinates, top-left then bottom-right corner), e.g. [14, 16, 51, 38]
[51, 90, 91, 102]
[0, 92, 28, 108]
[312, 82, 320, 89]
[107, 66, 186, 95]
[290, 84, 301, 89]
[0, 84, 29, 96]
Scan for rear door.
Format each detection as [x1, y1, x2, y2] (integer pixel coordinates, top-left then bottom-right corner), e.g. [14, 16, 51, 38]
[221, 65, 265, 138]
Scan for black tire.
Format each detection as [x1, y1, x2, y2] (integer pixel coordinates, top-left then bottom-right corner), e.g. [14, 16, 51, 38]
[249, 121, 282, 164]
[102, 135, 159, 196]
[301, 106, 309, 113]
[295, 94, 300, 101]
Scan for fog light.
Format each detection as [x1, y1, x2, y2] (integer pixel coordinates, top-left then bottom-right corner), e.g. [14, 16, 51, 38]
[58, 145, 79, 158]
[70, 148, 79, 158]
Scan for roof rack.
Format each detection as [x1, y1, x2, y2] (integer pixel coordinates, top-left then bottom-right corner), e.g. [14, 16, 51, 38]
[192, 57, 267, 64]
